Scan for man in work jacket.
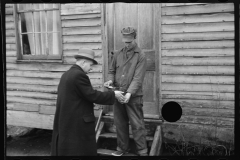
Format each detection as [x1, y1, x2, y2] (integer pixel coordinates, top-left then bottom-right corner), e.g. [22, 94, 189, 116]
[51, 48, 125, 156]
[104, 27, 148, 156]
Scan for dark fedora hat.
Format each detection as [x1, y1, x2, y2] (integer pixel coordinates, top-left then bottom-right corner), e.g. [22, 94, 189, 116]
[74, 48, 98, 65]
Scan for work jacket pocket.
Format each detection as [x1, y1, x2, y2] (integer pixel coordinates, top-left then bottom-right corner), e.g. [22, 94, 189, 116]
[83, 115, 95, 122]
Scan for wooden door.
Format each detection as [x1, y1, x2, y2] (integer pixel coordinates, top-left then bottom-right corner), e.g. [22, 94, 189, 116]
[106, 3, 160, 118]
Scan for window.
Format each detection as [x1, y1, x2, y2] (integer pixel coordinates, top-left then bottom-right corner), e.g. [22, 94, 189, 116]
[14, 4, 62, 60]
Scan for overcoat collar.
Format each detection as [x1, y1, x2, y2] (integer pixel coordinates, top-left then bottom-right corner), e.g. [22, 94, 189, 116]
[71, 64, 85, 73]
[121, 43, 141, 66]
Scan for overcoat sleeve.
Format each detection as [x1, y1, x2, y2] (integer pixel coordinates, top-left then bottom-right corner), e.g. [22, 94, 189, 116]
[75, 71, 115, 105]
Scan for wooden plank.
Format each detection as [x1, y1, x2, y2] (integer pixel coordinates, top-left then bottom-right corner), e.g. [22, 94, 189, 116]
[7, 76, 60, 86]
[7, 103, 39, 112]
[63, 49, 102, 57]
[162, 22, 234, 33]
[7, 83, 58, 93]
[6, 22, 15, 29]
[162, 65, 234, 75]
[7, 96, 56, 106]
[162, 48, 234, 57]
[162, 75, 234, 84]
[62, 18, 101, 27]
[7, 110, 54, 129]
[62, 26, 101, 35]
[6, 70, 64, 79]
[162, 91, 234, 101]
[61, 13, 101, 20]
[39, 105, 56, 115]
[162, 40, 234, 49]
[6, 29, 15, 37]
[178, 115, 234, 127]
[162, 83, 234, 93]
[7, 76, 102, 86]
[7, 63, 102, 72]
[61, 4, 100, 15]
[162, 3, 234, 15]
[6, 57, 17, 63]
[162, 3, 207, 7]
[162, 13, 234, 24]
[63, 56, 103, 65]
[6, 50, 17, 57]
[162, 57, 234, 66]
[96, 122, 104, 142]
[180, 107, 234, 118]
[7, 91, 58, 100]
[6, 37, 16, 44]
[6, 7, 13, 15]
[162, 31, 234, 41]
[5, 4, 13, 8]
[99, 132, 154, 141]
[63, 43, 102, 50]
[61, 3, 100, 10]
[63, 35, 102, 43]
[162, 122, 234, 145]
[162, 99, 234, 109]
[6, 44, 16, 50]
[6, 15, 14, 22]
[149, 126, 162, 156]
[97, 149, 116, 156]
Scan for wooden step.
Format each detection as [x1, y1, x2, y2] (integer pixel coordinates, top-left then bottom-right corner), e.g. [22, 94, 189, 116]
[97, 148, 116, 156]
[97, 148, 138, 156]
[99, 132, 154, 141]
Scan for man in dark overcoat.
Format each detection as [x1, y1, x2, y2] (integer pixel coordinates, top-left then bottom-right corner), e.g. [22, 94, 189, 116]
[51, 48, 125, 156]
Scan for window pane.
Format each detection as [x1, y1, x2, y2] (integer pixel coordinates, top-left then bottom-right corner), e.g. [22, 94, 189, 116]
[18, 3, 32, 11]
[48, 33, 60, 55]
[22, 34, 32, 55]
[47, 10, 60, 32]
[20, 13, 33, 34]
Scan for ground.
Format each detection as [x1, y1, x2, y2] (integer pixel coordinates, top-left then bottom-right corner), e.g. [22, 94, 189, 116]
[6, 126, 52, 156]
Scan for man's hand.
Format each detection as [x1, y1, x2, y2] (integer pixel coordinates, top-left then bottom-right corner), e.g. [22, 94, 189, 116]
[114, 91, 125, 103]
[104, 80, 113, 88]
[124, 93, 131, 103]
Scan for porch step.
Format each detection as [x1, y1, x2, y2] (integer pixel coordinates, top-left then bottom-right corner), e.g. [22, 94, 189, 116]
[97, 148, 115, 156]
[97, 148, 137, 156]
[99, 132, 154, 141]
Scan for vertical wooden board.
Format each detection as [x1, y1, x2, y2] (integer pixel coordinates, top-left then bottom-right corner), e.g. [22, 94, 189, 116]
[114, 3, 138, 50]
[143, 71, 155, 102]
[138, 3, 153, 49]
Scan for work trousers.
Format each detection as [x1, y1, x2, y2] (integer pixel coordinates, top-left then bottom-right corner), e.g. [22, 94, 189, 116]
[113, 96, 148, 155]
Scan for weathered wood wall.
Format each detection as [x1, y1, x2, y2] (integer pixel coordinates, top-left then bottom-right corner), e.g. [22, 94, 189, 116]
[161, 3, 234, 146]
[6, 4, 104, 129]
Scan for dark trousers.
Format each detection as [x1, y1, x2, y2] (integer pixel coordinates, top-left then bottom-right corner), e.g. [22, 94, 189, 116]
[113, 96, 148, 155]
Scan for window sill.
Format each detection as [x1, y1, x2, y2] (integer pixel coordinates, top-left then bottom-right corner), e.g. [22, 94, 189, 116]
[16, 60, 64, 63]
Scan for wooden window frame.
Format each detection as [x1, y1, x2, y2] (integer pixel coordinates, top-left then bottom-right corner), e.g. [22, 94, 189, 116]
[13, 4, 63, 61]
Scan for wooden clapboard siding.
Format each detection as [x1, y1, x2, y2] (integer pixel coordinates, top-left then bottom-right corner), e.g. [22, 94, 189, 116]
[161, 99, 234, 110]
[162, 57, 234, 66]
[63, 56, 103, 65]
[162, 75, 234, 84]
[161, 3, 234, 145]
[63, 43, 102, 50]
[162, 22, 234, 33]
[6, 15, 14, 22]
[162, 40, 234, 49]
[7, 96, 56, 106]
[61, 3, 100, 15]
[162, 83, 234, 93]
[162, 48, 234, 57]
[162, 65, 234, 75]
[7, 103, 39, 112]
[162, 31, 234, 41]
[63, 35, 102, 43]
[6, 29, 15, 37]
[162, 3, 207, 7]
[7, 63, 102, 72]
[61, 13, 101, 20]
[62, 26, 101, 35]
[162, 13, 234, 24]
[162, 3, 234, 15]
[162, 122, 234, 145]
[64, 49, 102, 57]
[62, 18, 101, 27]
[7, 110, 54, 129]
